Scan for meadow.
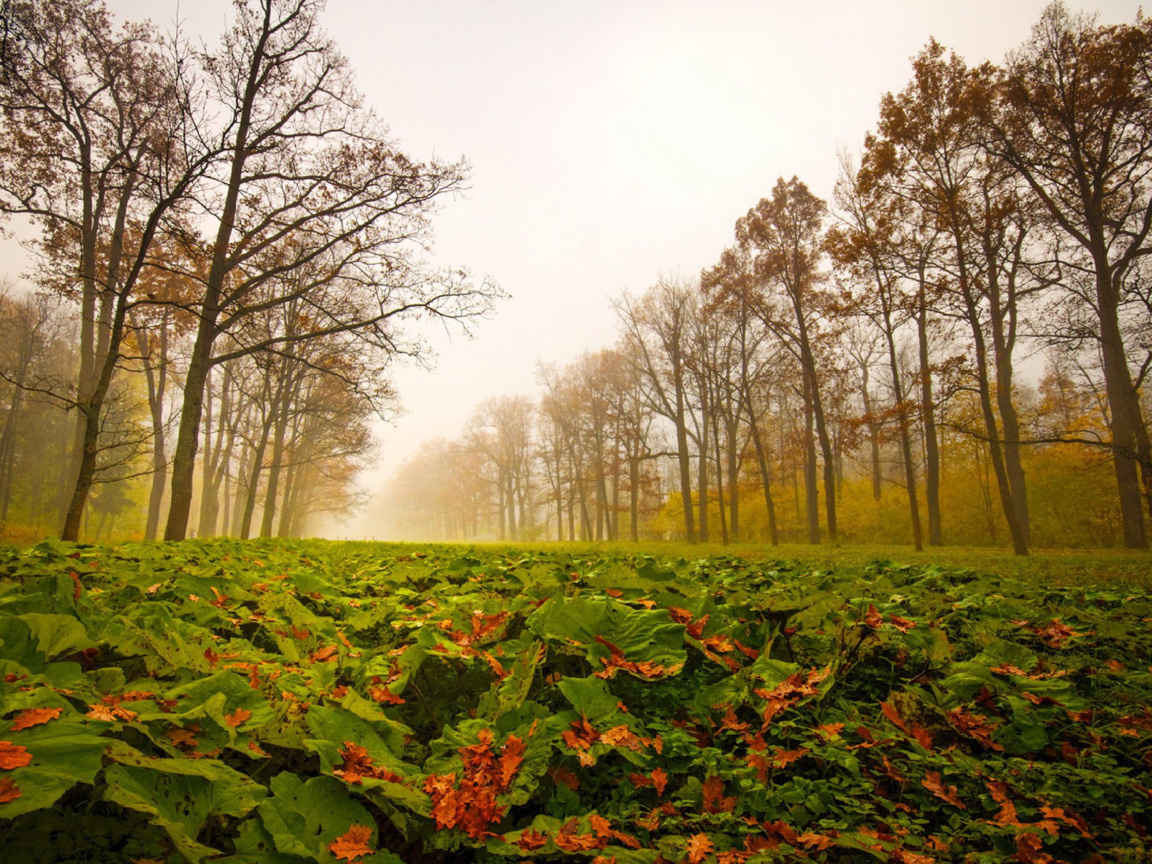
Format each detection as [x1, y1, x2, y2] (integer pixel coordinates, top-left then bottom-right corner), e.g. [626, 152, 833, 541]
[0, 538, 1148, 863]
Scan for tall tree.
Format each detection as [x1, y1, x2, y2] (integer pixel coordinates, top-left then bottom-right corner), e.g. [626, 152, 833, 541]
[986, 3, 1152, 547]
[615, 280, 700, 543]
[163, 0, 488, 539]
[736, 177, 838, 544]
[0, 0, 199, 540]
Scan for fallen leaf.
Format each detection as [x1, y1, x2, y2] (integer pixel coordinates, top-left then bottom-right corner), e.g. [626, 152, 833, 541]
[921, 771, 965, 809]
[687, 832, 714, 864]
[10, 707, 63, 731]
[224, 708, 251, 727]
[0, 741, 32, 770]
[329, 824, 374, 862]
[0, 775, 21, 803]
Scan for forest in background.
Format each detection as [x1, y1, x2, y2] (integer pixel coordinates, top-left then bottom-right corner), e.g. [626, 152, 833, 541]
[385, 6, 1152, 554]
[0, 2, 1150, 554]
[0, 0, 496, 544]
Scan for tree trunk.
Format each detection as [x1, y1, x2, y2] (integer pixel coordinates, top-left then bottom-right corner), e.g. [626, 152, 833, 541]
[916, 291, 943, 545]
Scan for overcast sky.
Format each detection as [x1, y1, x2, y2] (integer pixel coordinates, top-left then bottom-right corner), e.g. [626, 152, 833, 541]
[67, 1, 1152, 535]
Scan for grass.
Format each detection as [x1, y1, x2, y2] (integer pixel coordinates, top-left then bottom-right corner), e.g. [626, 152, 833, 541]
[370, 538, 1152, 590]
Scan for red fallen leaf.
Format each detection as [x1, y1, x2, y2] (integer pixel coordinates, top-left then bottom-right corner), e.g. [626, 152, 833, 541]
[881, 755, 904, 784]
[651, 767, 668, 796]
[561, 716, 600, 765]
[702, 633, 735, 654]
[1021, 691, 1060, 707]
[703, 774, 737, 813]
[667, 606, 693, 624]
[328, 824, 374, 862]
[335, 741, 404, 785]
[686, 832, 714, 864]
[772, 747, 807, 768]
[10, 706, 63, 731]
[0, 775, 20, 803]
[653, 734, 663, 754]
[946, 707, 1003, 751]
[204, 648, 219, 668]
[548, 765, 580, 791]
[499, 734, 525, 789]
[911, 723, 934, 751]
[369, 686, 405, 705]
[888, 614, 916, 633]
[70, 571, 82, 601]
[719, 705, 750, 732]
[1065, 709, 1092, 723]
[224, 708, 251, 727]
[1013, 832, 1054, 863]
[733, 638, 760, 660]
[166, 727, 199, 748]
[763, 820, 799, 845]
[796, 833, 835, 850]
[986, 779, 1011, 803]
[85, 705, 118, 722]
[745, 753, 770, 781]
[686, 614, 709, 640]
[1040, 805, 1093, 838]
[589, 813, 642, 849]
[890, 849, 936, 864]
[864, 604, 883, 628]
[605, 588, 623, 598]
[991, 663, 1031, 677]
[309, 645, 339, 663]
[816, 722, 845, 739]
[921, 771, 965, 809]
[601, 725, 648, 752]
[0, 741, 31, 770]
[555, 817, 602, 852]
[880, 700, 909, 734]
[516, 828, 548, 850]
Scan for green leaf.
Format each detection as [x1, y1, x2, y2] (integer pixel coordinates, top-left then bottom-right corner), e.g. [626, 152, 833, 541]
[102, 753, 266, 863]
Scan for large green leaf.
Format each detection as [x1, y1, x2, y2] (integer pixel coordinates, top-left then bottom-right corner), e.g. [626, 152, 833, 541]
[0, 713, 107, 819]
[526, 596, 686, 674]
[102, 751, 266, 863]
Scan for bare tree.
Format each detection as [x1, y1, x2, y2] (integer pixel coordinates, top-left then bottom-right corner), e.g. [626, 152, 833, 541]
[163, 0, 493, 539]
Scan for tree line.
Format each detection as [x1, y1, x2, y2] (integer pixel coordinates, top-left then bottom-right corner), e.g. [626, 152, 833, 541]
[0, 0, 496, 542]
[386, 4, 1152, 553]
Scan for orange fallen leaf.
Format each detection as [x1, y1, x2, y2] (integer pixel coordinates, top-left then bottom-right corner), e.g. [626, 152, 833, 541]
[329, 824, 375, 862]
[687, 832, 714, 864]
[224, 708, 251, 727]
[0, 775, 21, 803]
[921, 771, 965, 809]
[516, 828, 548, 850]
[10, 706, 63, 731]
[0, 741, 32, 770]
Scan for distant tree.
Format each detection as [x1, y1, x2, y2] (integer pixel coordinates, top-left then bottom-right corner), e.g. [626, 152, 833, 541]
[615, 279, 700, 543]
[736, 177, 837, 544]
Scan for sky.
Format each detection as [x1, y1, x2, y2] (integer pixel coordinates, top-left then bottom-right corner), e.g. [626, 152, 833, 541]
[32, 0, 1152, 537]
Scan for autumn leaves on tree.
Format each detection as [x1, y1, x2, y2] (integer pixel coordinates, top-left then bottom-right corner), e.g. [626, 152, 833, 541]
[388, 3, 1152, 552]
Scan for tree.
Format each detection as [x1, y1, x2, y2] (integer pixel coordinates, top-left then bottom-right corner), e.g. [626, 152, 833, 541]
[871, 42, 1034, 555]
[163, 0, 492, 540]
[0, 0, 200, 540]
[987, 3, 1152, 547]
[736, 177, 838, 544]
[615, 280, 700, 543]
